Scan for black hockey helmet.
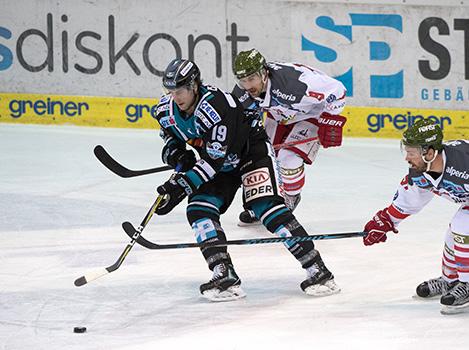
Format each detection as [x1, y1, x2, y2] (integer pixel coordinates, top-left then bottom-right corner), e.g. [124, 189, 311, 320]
[163, 59, 201, 90]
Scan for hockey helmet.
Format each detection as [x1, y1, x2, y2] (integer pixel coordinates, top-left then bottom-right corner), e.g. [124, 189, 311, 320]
[163, 59, 201, 90]
[402, 119, 444, 152]
[233, 49, 266, 79]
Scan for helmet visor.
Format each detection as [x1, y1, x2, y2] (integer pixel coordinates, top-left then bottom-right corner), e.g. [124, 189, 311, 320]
[236, 69, 267, 91]
[400, 141, 424, 159]
[163, 84, 192, 95]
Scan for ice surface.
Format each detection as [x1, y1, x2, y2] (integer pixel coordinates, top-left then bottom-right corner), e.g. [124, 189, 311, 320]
[1, 124, 467, 350]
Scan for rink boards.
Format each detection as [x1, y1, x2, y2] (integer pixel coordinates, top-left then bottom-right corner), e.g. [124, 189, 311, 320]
[0, 92, 466, 139]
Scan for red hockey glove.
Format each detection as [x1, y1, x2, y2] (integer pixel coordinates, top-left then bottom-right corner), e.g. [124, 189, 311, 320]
[317, 112, 347, 148]
[363, 208, 399, 246]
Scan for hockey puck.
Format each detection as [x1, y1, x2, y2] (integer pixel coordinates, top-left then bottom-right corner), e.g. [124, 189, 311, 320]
[73, 327, 87, 333]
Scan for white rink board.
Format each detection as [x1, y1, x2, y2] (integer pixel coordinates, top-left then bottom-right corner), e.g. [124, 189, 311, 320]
[1, 124, 468, 350]
[1, 0, 468, 109]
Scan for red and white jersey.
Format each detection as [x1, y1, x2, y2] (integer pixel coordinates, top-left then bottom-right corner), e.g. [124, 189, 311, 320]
[387, 140, 469, 226]
[232, 62, 346, 125]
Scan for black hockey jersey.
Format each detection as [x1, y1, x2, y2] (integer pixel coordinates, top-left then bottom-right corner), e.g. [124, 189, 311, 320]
[155, 84, 265, 190]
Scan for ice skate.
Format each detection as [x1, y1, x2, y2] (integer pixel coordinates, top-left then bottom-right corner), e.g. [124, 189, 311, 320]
[300, 259, 341, 297]
[415, 276, 456, 299]
[440, 281, 469, 315]
[200, 263, 246, 302]
[237, 209, 261, 227]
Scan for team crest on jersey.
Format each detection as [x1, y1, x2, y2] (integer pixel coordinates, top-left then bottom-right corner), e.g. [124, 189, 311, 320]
[159, 115, 176, 128]
[200, 100, 221, 123]
[206, 141, 227, 159]
[223, 154, 240, 167]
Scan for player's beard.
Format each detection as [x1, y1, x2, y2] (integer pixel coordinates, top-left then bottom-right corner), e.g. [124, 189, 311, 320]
[408, 160, 427, 172]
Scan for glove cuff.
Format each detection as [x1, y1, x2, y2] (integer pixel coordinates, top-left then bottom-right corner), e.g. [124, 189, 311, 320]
[174, 173, 196, 196]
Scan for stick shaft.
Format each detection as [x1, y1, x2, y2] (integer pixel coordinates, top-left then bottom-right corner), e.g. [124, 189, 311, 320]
[74, 195, 164, 287]
[122, 222, 365, 250]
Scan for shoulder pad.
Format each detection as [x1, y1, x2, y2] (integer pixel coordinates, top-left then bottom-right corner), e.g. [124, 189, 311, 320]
[155, 94, 172, 119]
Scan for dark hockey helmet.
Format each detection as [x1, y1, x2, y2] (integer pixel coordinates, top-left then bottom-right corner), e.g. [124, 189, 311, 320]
[163, 59, 201, 90]
[233, 49, 266, 79]
[402, 118, 444, 152]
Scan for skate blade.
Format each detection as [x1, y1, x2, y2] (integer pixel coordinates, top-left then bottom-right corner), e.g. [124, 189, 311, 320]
[304, 280, 341, 297]
[237, 220, 262, 227]
[440, 303, 469, 315]
[202, 286, 247, 302]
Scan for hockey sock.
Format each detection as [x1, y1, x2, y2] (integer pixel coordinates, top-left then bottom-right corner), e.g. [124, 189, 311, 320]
[281, 165, 305, 196]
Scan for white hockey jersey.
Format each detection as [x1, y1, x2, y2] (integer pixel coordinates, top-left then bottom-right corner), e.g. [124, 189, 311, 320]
[232, 62, 346, 125]
[387, 140, 469, 225]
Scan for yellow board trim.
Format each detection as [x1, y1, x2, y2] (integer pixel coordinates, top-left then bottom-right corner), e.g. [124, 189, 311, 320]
[0, 92, 158, 129]
[0, 93, 467, 139]
[342, 106, 467, 139]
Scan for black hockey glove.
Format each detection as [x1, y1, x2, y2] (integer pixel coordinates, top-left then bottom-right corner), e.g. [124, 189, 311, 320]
[155, 173, 196, 215]
[162, 145, 196, 172]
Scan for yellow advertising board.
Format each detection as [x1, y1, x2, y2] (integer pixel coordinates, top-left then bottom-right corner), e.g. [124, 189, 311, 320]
[0, 93, 158, 129]
[1, 93, 467, 139]
[342, 106, 467, 139]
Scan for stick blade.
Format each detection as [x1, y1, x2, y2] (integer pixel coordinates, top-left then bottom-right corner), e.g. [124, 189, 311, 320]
[94, 145, 134, 178]
[73, 268, 109, 287]
[122, 221, 162, 249]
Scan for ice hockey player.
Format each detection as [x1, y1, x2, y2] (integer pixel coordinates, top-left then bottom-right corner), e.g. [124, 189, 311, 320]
[232, 49, 347, 225]
[363, 118, 469, 314]
[154, 58, 340, 301]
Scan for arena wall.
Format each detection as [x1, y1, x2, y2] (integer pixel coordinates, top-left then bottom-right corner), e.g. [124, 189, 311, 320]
[1, 0, 467, 138]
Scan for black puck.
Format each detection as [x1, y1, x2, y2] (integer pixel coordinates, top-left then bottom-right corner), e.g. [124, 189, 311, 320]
[73, 327, 87, 333]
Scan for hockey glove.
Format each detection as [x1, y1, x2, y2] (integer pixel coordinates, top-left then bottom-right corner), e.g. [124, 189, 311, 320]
[317, 112, 347, 148]
[162, 145, 196, 172]
[363, 208, 399, 246]
[155, 173, 196, 215]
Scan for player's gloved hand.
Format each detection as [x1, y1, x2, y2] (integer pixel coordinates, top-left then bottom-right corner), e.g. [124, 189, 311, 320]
[317, 112, 347, 148]
[243, 109, 262, 122]
[155, 173, 195, 215]
[363, 208, 398, 246]
[162, 145, 196, 172]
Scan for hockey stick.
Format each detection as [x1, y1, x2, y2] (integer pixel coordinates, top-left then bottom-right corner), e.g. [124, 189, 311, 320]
[273, 137, 319, 150]
[94, 135, 318, 179]
[122, 221, 365, 250]
[74, 195, 165, 287]
[94, 145, 172, 178]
